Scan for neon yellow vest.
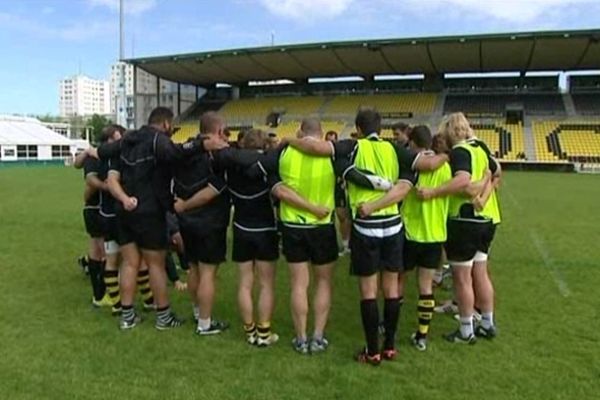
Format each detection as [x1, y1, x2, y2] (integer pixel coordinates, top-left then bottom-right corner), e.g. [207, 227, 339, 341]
[481, 189, 501, 224]
[448, 142, 489, 219]
[278, 146, 335, 225]
[402, 162, 451, 242]
[347, 138, 399, 218]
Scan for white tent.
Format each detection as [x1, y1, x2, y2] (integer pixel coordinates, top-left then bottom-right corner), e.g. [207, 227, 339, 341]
[0, 115, 76, 161]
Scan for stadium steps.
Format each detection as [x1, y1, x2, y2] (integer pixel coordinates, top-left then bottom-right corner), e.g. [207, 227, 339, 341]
[433, 91, 446, 118]
[318, 96, 337, 117]
[523, 122, 537, 161]
[562, 93, 577, 118]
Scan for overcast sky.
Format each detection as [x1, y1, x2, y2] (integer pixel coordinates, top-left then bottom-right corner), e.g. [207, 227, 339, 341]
[0, 0, 598, 115]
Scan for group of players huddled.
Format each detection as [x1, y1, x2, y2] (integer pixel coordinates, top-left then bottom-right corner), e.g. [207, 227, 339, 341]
[75, 107, 501, 365]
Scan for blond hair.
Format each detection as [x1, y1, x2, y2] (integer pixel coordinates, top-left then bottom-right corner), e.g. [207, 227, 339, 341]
[438, 112, 473, 146]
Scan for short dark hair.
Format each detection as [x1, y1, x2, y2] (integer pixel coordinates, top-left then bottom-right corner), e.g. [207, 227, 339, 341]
[391, 122, 410, 132]
[200, 111, 224, 134]
[355, 109, 381, 135]
[148, 107, 174, 125]
[325, 130, 338, 141]
[100, 124, 126, 143]
[409, 125, 432, 149]
[242, 129, 267, 150]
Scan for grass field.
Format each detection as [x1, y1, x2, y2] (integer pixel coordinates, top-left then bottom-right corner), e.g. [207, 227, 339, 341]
[0, 166, 599, 400]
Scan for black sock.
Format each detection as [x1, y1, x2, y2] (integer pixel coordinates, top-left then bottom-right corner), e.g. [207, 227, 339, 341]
[88, 259, 105, 301]
[177, 252, 189, 271]
[383, 297, 401, 350]
[360, 299, 380, 356]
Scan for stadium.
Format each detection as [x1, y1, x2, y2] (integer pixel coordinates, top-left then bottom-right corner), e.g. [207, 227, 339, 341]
[1, 23, 599, 400]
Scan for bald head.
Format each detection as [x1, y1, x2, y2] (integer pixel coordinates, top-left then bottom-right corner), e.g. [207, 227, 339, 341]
[200, 111, 225, 135]
[299, 118, 322, 139]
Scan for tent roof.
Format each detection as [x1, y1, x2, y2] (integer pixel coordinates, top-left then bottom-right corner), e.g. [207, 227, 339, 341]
[0, 116, 73, 146]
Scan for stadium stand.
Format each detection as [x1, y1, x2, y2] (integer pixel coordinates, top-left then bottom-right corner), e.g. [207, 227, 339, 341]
[571, 94, 600, 115]
[325, 93, 436, 116]
[444, 94, 565, 116]
[533, 121, 600, 163]
[472, 123, 525, 161]
[219, 96, 324, 123]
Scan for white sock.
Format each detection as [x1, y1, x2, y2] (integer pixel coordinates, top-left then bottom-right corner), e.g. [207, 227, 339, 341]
[481, 312, 494, 329]
[198, 317, 211, 331]
[459, 316, 474, 337]
[193, 306, 200, 320]
[342, 240, 349, 249]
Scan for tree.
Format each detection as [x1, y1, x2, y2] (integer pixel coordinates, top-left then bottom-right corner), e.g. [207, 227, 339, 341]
[87, 114, 112, 144]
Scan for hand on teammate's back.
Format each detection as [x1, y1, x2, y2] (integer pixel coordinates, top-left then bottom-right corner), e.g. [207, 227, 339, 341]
[357, 202, 375, 218]
[203, 134, 229, 151]
[122, 196, 138, 211]
[173, 197, 186, 214]
[312, 205, 331, 220]
[417, 187, 435, 200]
[86, 147, 99, 159]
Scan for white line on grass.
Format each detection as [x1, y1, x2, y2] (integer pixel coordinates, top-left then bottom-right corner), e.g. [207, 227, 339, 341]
[529, 229, 571, 297]
[504, 181, 570, 297]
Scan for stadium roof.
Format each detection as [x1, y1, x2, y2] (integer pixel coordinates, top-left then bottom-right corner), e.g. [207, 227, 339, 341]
[126, 29, 600, 86]
[0, 116, 73, 145]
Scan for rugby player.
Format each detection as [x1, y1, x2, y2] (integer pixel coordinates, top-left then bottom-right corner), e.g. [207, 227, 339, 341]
[417, 113, 498, 344]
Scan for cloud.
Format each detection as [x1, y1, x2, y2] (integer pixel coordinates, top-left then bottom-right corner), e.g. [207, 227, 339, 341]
[87, 0, 157, 15]
[399, 0, 597, 25]
[259, 0, 353, 20]
[0, 11, 114, 42]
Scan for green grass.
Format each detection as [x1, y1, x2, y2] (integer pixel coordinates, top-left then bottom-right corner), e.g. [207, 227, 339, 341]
[0, 167, 599, 399]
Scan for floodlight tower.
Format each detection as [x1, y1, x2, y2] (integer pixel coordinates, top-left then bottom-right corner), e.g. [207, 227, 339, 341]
[115, 0, 128, 127]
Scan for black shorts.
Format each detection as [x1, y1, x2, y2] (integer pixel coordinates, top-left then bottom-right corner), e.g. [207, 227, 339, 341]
[403, 240, 443, 270]
[180, 224, 227, 265]
[481, 224, 498, 254]
[117, 212, 168, 251]
[232, 226, 279, 263]
[83, 208, 103, 238]
[350, 227, 404, 276]
[281, 224, 338, 265]
[101, 216, 119, 242]
[335, 184, 346, 208]
[445, 219, 494, 263]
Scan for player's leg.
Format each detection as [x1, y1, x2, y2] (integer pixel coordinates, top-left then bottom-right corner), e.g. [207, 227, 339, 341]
[237, 260, 256, 343]
[411, 243, 441, 351]
[336, 207, 351, 254]
[356, 274, 382, 365]
[444, 220, 477, 344]
[350, 228, 382, 365]
[196, 262, 229, 334]
[255, 259, 278, 346]
[137, 262, 155, 310]
[472, 256, 495, 337]
[187, 264, 199, 321]
[311, 262, 334, 353]
[195, 228, 228, 335]
[379, 230, 405, 359]
[103, 240, 121, 314]
[289, 261, 310, 351]
[119, 242, 142, 329]
[308, 224, 338, 353]
[141, 248, 183, 329]
[88, 236, 107, 306]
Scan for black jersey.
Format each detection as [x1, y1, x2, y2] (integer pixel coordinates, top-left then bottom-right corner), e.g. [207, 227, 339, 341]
[214, 148, 276, 231]
[171, 147, 230, 231]
[98, 125, 203, 215]
[83, 157, 101, 208]
[99, 157, 117, 217]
